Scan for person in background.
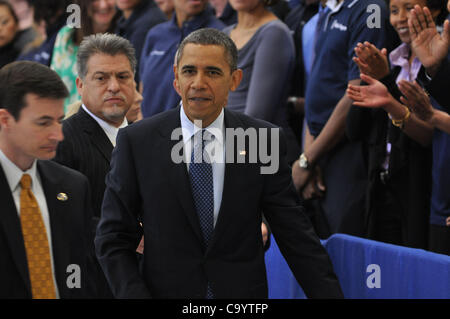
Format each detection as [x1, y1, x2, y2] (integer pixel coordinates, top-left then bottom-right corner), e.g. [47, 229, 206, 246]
[8, 0, 33, 30]
[50, 0, 119, 112]
[209, 0, 237, 25]
[291, 0, 389, 238]
[224, 0, 301, 164]
[139, 0, 224, 118]
[155, 0, 175, 19]
[0, 0, 36, 67]
[399, 3, 450, 255]
[126, 88, 143, 123]
[17, 0, 70, 66]
[115, 0, 167, 84]
[346, 0, 446, 249]
[54, 34, 137, 297]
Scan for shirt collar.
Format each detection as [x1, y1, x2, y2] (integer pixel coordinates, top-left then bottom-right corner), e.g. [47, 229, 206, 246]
[179, 102, 225, 146]
[82, 104, 128, 137]
[0, 148, 38, 193]
[389, 43, 412, 67]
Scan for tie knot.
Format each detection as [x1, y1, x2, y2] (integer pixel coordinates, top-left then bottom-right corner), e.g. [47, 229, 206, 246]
[193, 129, 214, 149]
[20, 174, 32, 190]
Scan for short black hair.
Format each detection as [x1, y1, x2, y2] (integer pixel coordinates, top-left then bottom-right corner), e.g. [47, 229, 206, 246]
[176, 28, 238, 72]
[0, 61, 69, 120]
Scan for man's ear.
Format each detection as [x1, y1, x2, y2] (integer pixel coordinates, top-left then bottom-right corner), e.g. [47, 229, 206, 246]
[173, 64, 181, 96]
[75, 77, 83, 96]
[230, 69, 243, 92]
[0, 109, 13, 130]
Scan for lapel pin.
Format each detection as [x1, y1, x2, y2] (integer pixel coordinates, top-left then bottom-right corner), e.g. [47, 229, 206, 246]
[57, 193, 68, 201]
[239, 150, 246, 156]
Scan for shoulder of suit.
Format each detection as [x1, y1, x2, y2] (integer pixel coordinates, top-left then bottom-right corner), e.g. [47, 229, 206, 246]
[39, 160, 89, 184]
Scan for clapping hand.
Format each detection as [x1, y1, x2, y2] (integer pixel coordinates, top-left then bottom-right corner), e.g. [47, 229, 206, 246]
[398, 80, 434, 122]
[409, 5, 450, 76]
[347, 73, 392, 108]
[353, 42, 390, 80]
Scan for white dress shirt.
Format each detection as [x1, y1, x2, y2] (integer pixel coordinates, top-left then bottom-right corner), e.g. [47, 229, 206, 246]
[0, 149, 60, 298]
[180, 105, 225, 227]
[81, 104, 128, 147]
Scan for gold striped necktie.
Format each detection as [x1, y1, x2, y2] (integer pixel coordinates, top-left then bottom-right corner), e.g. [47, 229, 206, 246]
[19, 174, 56, 299]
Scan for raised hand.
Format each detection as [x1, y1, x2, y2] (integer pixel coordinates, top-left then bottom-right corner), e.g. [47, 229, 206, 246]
[398, 80, 434, 122]
[409, 5, 450, 76]
[353, 42, 390, 80]
[347, 73, 392, 108]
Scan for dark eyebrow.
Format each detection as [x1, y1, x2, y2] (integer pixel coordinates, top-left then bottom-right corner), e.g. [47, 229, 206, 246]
[205, 66, 224, 74]
[35, 115, 62, 122]
[92, 70, 132, 76]
[181, 65, 196, 71]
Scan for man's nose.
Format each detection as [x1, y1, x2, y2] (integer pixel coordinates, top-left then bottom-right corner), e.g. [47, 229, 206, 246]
[107, 76, 120, 92]
[191, 73, 207, 89]
[49, 123, 64, 142]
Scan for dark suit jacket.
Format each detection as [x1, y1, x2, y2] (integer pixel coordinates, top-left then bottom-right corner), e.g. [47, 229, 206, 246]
[0, 160, 94, 298]
[53, 106, 115, 298]
[54, 107, 113, 225]
[417, 58, 450, 110]
[95, 107, 343, 299]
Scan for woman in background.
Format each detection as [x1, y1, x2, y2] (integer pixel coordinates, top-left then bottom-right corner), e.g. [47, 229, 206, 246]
[50, 0, 118, 112]
[346, 0, 447, 250]
[0, 0, 36, 68]
[223, 0, 300, 163]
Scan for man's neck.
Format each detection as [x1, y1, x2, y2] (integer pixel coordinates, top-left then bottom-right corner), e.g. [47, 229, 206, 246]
[123, 9, 134, 20]
[0, 141, 34, 172]
[175, 9, 201, 28]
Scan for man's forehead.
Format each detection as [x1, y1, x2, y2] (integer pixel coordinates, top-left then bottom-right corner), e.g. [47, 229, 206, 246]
[20, 93, 64, 118]
[86, 53, 133, 74]
[179, 44, 228, 67]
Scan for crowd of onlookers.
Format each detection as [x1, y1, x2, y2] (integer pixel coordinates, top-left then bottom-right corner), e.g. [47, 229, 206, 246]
[1, 0, 449, 259]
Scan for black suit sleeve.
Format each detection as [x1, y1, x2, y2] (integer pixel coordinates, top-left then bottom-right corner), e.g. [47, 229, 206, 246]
[417, 60, 450, 110]
[94, 128, 150, 298]
[262, 128, 344, 298]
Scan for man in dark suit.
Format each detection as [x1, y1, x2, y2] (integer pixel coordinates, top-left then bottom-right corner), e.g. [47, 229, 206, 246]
[0, 61, 94, 298]
[53, 33, 137, 298]
[95, 28, 343, 299]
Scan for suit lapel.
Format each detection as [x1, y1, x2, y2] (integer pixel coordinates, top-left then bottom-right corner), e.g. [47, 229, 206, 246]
[0, 165, 31, 296]
[159, 107, 204, 244]
[37, 161, 71, 298]
[78, 108, 114, 162]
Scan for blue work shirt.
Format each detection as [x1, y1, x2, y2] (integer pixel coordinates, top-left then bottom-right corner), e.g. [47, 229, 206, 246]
[430, 103, 450, 226]
[305, 0, 388, 137]
[139, 10, 225, 118]
[115, 0, 167, 83]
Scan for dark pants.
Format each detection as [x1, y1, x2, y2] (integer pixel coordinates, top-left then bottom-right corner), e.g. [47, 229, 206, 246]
[372, 181, 403, 246]
[429, 224, 450, 256]
[317, 139, 368, 237]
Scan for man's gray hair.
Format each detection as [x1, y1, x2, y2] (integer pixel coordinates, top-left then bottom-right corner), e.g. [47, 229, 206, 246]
[77, 33, 137, 79]
[175, 28, 238, 72]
